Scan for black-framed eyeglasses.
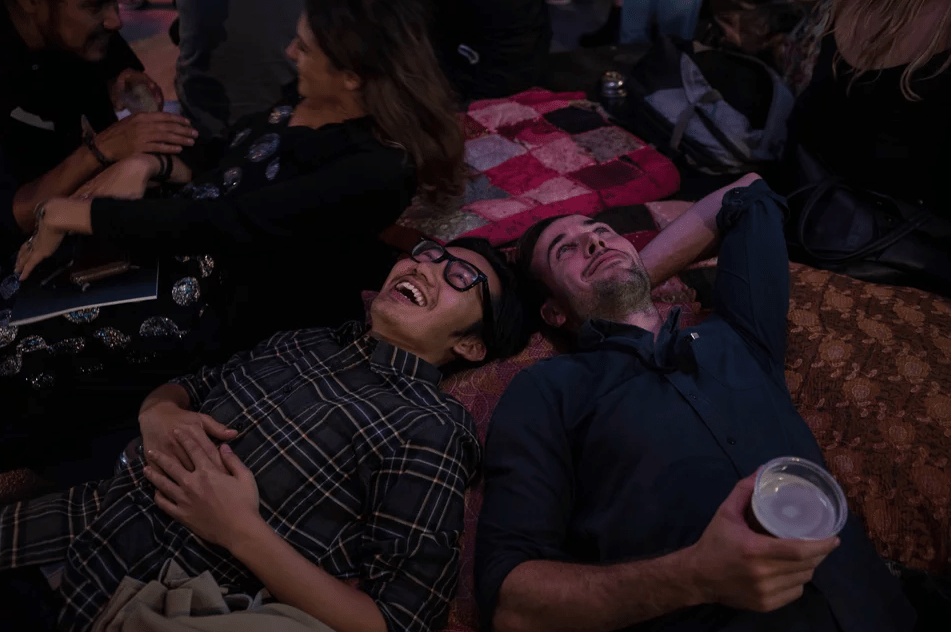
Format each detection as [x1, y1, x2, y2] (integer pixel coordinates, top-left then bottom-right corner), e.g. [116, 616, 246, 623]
[410, 240, 494, 341]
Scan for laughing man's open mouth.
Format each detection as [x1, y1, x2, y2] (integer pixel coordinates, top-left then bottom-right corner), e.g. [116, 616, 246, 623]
[395, 280, 427, 306]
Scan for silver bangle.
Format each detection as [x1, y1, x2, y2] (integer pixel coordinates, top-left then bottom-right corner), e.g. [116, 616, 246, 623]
[34, 200, 48, 224]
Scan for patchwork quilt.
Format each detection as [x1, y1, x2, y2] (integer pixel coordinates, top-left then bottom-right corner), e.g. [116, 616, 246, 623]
[397, 88, 681, 245]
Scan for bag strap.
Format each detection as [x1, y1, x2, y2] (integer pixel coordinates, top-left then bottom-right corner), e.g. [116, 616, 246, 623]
[670, 89, 721, 150]
[792, 180, 935, 265]
[670, 88, 751, 166]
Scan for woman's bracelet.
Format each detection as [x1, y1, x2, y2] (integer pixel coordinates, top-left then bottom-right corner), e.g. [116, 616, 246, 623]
[34, 200, 47, 225]
[149, 153, 174, 182]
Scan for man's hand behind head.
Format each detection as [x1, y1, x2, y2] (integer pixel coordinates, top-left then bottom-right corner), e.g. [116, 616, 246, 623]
[685, 472, 840, 613]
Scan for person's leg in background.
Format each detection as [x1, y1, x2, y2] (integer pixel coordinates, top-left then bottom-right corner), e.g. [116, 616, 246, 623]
[579, 0, 624, 48]
[619, 0, 704, 43]
[655, 0, 704, 40]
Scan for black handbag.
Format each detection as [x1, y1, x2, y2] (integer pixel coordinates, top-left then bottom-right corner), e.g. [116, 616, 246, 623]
[784, 144, 951, 298]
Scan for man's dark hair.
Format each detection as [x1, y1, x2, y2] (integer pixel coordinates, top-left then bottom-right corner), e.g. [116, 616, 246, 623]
[445, 237, 532, 369]
[514, 214, 569, 324]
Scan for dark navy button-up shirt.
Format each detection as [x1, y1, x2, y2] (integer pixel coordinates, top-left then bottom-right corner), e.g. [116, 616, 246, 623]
[476, 181, 915, 631]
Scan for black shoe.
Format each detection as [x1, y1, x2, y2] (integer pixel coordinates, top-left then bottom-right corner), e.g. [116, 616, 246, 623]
[579, 5, 621, 48]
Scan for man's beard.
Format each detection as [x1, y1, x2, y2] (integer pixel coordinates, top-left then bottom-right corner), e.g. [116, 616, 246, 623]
[572, 266, 652, 323]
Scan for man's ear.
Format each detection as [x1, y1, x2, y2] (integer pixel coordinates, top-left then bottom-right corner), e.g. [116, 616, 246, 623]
[452, 336, 487, 364]
[540, 298, 568, 329]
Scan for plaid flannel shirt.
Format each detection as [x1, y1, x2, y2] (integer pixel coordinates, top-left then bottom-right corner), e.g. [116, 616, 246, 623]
[0, 322, 480, 632]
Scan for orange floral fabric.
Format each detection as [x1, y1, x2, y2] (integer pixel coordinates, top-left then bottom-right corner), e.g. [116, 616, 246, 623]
[786, 264, 951, 575]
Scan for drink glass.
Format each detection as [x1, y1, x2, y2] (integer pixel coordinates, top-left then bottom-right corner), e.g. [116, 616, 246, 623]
[749, 456, 848, 540]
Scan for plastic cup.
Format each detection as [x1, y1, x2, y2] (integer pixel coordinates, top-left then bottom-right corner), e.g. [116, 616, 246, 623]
[750, 456, 848, 540]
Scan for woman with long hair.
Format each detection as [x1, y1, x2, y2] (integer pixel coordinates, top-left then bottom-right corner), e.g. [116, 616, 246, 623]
[2, 0, 464, 472]
[786, 0, 951, 210]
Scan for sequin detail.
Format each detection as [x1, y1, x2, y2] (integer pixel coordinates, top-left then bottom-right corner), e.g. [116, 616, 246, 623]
[265, 158, 281, 181]
[248, 133, 280, 163]
[229, 128, 251, 148]
[50, 337, 85, 355]
[189, 183, 220, 200]
[223, 167, 243, 193]
[94, 327, 131, 349]
[174, 255, 192, 263]
[78, 362, 104, 374]
[0, 274, 20, 300]
[198, 255, 215, 278]
[172, 277, 201, 306]
[268, 105, 293, 125]
[0, 355, 22, 376]
[139, 316, 186, 338]
[0, 309, 10, 327]
[64, 307, 100, 324]
[17, 335, 48, 354]
[27, 372, 55, 390]
[0, 325, 17, 349]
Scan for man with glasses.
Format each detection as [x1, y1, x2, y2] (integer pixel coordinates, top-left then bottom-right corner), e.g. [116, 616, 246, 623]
[0, 237, 530, 632]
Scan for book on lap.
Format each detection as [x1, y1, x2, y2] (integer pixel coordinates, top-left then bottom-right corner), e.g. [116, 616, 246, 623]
[8, 259, 159, 326]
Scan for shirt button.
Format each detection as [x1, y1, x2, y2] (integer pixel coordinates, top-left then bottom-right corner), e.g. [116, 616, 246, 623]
[283, 384, 293, 394]
[727, 437, 737, 445]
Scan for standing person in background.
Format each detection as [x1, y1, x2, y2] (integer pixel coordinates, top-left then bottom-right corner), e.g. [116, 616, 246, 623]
[579, 0, 705, 48]
[174, 0, 305, 139]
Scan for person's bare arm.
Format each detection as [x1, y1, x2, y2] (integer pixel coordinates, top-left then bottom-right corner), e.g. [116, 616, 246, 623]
[495, 548, 701, 632]
[11, 146, 103, 232]
[641, 173, 762, 288]
[9, 113, 197, 233]
[491, 474, 839, 632]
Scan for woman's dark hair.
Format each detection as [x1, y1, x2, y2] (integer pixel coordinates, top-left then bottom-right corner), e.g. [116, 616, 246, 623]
[304, 0, 465, 206]
[444, 237, 532, 369]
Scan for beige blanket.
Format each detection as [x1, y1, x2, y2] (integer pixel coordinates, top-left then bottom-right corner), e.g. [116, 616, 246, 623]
[92, 559, 335, 632]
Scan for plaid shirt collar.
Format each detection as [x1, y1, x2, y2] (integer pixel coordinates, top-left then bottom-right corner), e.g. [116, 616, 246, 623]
[335, 323, 444, 386]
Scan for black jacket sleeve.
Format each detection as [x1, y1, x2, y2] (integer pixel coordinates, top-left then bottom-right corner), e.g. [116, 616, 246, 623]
[90, 148, 415, 256]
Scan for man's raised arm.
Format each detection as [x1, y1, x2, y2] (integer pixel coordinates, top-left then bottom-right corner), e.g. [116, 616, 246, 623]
[640, 173, 762, 288]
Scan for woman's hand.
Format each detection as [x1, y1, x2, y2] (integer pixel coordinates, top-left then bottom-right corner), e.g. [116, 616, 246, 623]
[144, 431, 261, 550]
[74, 154, 159, 201]
[14, 199, 83, 281]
